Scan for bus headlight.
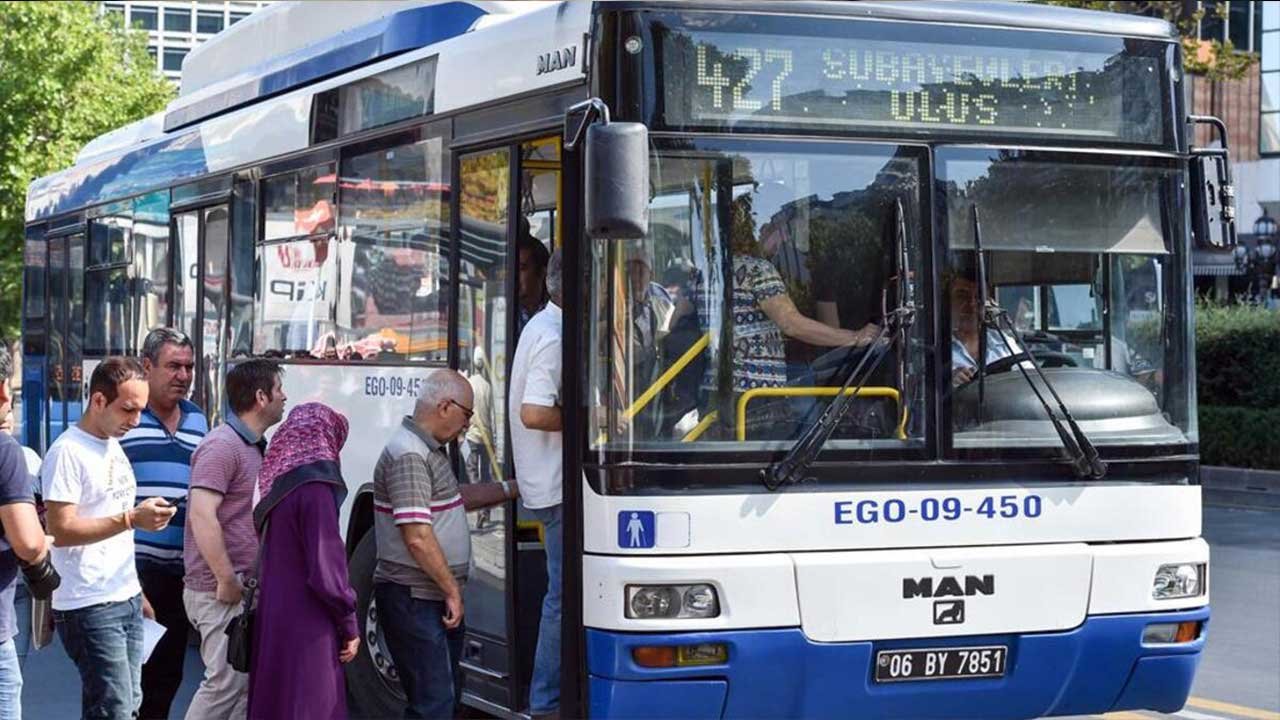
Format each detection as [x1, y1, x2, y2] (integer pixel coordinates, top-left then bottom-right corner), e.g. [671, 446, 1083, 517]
[1151, 563, 1205, 600]
[626, 584, 720, 619]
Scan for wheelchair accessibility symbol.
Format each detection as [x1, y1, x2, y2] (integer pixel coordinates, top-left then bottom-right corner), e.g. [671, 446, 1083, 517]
[618, 511, 655, 549]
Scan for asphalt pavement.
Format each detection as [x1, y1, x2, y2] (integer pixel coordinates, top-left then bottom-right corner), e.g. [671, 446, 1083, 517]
[17, 505, 1279, 719]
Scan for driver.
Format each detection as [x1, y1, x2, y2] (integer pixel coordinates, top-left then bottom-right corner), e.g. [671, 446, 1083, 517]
[950, 275, 1022, 387]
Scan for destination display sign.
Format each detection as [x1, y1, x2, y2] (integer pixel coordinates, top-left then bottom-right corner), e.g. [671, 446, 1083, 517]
[657, 23, 1166, 144]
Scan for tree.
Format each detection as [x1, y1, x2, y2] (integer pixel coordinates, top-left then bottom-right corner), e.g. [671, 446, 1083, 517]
[0, 2, 173, 340]
[1039, 1, 1258, 81]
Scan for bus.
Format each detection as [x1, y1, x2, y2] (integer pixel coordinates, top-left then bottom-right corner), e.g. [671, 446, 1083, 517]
[22, 1, 1236, 717]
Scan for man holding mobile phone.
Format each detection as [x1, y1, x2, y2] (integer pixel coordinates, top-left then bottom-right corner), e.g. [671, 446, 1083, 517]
[43, 357, 178, 719]
[121, 329, 207, 719]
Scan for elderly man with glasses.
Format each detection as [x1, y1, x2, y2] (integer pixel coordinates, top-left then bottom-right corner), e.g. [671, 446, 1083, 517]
[371, 369, 516, 719]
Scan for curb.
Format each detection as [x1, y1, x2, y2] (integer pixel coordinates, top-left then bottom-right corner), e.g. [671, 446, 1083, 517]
[1200, 465, 1280, 510]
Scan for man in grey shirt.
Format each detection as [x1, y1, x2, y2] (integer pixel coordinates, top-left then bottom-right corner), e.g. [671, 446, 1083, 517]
[372, 370, 515, 719]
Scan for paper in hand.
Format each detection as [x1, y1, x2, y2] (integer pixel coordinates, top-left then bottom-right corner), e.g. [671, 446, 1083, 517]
[141, 616, 167, 664]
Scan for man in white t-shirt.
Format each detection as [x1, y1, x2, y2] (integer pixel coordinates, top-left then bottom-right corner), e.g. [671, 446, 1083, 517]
[509, 248, 564, 718]
[41, 357, 176, 720]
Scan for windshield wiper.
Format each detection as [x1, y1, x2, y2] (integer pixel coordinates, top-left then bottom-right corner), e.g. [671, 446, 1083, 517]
[761, 199, 917, 491]
[970, 206, 1107, 480]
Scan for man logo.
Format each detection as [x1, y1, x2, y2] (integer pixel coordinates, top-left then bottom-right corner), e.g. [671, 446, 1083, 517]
[902, 574, 995, 599]
[934, 600, 965, 625]
[537, 46, 578, 75]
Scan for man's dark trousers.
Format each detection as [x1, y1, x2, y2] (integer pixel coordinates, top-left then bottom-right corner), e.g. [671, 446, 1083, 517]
[138, 566, 189, 719]
[374, 581, 465, 719]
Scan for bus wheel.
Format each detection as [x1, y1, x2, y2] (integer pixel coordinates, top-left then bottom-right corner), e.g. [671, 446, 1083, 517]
[345, 529, 407, 718]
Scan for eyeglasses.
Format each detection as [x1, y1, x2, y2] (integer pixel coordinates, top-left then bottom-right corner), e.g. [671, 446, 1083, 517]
[446, 399, 473, 420]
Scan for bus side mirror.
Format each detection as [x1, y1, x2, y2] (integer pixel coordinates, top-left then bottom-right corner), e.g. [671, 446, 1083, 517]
[584, 122, 649, 240]
[1189, 153, 1237, 248]
[1188, 114, 1237, 248]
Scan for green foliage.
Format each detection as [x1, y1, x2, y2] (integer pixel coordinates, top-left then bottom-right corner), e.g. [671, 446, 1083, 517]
[1195, 303, 1280, 469]
[1039, 1, 1258, 81]
[0, 2, 173, 339]
[1199, 405, 1280, 470]
[1195, 302, 1280, 409]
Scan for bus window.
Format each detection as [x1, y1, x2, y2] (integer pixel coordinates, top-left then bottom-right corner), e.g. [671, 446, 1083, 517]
[175, 211, 200, 348]
[940, 148, 1189, 448]
[229, 179, 255, 357]
[521, 137, 560, 249]
[335, 133, 450, 362]
[200, 206, 228, 422]
[590, 140, 926, 451]
[85, 214, 131, 356]
[132, 191, 171, 351]
[255, 163, 337, 357]
[22, 226, 47, 448]
[262, 163, 335, 242]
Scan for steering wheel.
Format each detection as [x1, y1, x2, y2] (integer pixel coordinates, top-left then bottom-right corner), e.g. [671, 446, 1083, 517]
[980, 349, 1079, 377]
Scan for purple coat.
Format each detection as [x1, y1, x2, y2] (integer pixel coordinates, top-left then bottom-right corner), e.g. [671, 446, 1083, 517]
[247, 482, 358, 719]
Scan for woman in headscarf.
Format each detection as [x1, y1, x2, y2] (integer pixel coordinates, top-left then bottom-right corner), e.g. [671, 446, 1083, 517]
[247, 402, 359, 720]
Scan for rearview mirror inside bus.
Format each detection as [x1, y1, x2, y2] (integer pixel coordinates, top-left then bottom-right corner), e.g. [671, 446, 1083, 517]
[585, 122, 649, 240]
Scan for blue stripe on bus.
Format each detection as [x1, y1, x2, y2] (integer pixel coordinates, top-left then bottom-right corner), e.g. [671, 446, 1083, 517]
[164, 2, 487, 131]
[28, 3, 486, 221]
[586, 606, 1209, 719]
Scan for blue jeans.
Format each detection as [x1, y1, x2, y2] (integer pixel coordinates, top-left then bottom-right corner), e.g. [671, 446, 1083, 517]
[0, 638, 20, 720]
[528, 504, 562, 715]
[54, 594, 143, 720]
[374, 582, 465, 719]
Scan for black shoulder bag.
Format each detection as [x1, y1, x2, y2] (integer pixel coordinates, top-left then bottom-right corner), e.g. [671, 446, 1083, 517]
[225, 520, 268, 673]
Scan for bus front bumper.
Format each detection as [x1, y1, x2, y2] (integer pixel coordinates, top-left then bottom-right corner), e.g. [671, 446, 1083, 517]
[585, 606, 1209, 719]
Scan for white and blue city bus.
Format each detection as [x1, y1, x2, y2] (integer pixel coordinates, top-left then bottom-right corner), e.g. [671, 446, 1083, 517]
[21, 2, 1237, 717]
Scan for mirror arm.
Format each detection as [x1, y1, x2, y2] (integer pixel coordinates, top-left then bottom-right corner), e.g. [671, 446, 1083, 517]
[1188, 114, 1237, 244]
[565, 98, 612, 151]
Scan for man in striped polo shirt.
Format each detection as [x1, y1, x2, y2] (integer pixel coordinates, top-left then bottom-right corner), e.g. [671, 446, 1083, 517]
[372, 370, 516, 719]
[121, 328, 207, 719]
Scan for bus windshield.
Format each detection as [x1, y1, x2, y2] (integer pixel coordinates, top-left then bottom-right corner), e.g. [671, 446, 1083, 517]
[588, 139, 927, 453]
[939, 148, 1194, 450]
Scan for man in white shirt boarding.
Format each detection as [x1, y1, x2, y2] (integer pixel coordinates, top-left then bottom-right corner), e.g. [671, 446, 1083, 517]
[41, 357, 177, 720]
[509, 248, 565, 718]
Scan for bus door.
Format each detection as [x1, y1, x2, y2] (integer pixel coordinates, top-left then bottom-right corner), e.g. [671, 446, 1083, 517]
[454, 135, 562, 713]
[173, 204, 229, 423]
[22, 225, 48, 451]
[43, 229, 85, 445]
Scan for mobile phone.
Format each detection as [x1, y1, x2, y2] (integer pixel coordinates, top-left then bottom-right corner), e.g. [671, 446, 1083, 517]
[161, 496, 187, 509]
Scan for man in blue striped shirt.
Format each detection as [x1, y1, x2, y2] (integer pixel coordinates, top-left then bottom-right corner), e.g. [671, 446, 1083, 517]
[121, 328, 207, 719]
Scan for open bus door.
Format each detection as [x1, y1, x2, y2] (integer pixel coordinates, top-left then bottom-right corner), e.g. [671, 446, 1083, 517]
[454, 135, 566, 716]
[172, 203, 229, 423]
[347, 134, 568, 718]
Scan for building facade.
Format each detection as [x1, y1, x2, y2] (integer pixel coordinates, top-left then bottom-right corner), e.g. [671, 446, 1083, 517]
[1181, 1, 1280, 300]
[102, 1, 272, 83]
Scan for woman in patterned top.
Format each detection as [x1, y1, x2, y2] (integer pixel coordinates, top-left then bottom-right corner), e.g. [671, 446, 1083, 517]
[693, 194, 881, 439]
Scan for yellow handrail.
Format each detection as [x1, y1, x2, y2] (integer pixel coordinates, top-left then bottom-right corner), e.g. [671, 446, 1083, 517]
[681, 410, 719, 442]
[620, 333, 710, 420]
[475, 425, 503, 482]
[736, 386, 904, 441]
[597, 332, 712, 444]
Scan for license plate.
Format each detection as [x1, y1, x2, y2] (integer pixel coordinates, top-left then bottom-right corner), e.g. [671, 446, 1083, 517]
[874, 645, 1008, 683]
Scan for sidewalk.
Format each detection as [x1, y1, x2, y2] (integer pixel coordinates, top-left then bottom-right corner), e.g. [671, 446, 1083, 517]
[1201, 465, 1280, 509]
[15, 586, 203, 719]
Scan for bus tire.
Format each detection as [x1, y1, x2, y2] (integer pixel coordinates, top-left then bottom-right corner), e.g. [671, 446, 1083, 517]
[345, 528, 406, 718]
